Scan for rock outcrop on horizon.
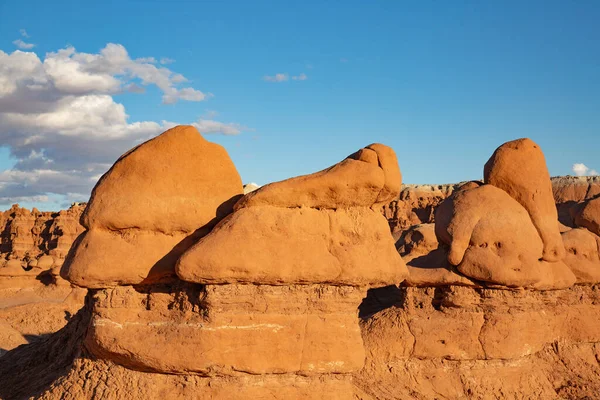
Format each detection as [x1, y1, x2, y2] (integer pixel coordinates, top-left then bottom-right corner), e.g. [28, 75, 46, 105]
[1, 128, 600, 399]
[0, 204, 86, 357]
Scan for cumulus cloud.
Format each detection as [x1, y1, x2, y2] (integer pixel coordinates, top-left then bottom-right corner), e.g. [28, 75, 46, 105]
[572, 163, 599, 176]
[135, 57, 156, 63]
[19, 29, 30, 38]
[13, 39, 35, 50]
[264, 73, 289, 82]
[192, 119, 245, 135]
[292, 73, 307, 81]
[0, 44, 247, 208]
[160, 57, 175, 65]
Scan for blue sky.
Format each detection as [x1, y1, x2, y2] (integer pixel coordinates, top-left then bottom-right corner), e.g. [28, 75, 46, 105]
[0, 0, 599, 210]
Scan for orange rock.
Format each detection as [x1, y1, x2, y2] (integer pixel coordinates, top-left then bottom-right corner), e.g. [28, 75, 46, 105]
[484, 138, 565, 261]
[575, 197, 600, 236]
[177, 206, 406, 286]
[397, 224, 477, 287]
[62, 126, 243, 288]
[561, 228, 600, 283]
[63, 228, 206, 288]
[178, 143, 406, 287]
[83, 125, 242, 232]
[85, 284, 366, 375]
[435, 184, 574, 288]
[236, 144, 400, 210]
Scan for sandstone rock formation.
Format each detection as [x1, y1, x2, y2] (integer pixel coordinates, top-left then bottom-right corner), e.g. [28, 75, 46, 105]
[435, 184, 575, 289]
[177, 144, 407, 286]
[3, 129, 409, 399]
[0, 204, 86, 356]
[383, 183, 464, 234]
[61, 125, 243, 288]
[484, 138, 565, 261]
[2, 131, 600, 399]
[561, 227, 600, 283]
[396, 223, 477, 287]
[357, 285, 600, 399]
[574, 196, 600, 237]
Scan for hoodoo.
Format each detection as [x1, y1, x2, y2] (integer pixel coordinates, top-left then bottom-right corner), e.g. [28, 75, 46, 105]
[1, 130, 600, 399]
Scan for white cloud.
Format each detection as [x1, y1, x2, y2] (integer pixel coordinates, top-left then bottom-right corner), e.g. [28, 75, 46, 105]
[192, 119, 245, 135]
[135, 57, 156, 63]
[13, 39, 35, 50]
[160, 57, 175, 65]
[292, 73, 307, 81]
[202, 110, 219, 119]
[264, 73, 288, 82]
[19, 29, 30, 38]
[572, 163, 599, 176]
[125, 83, 146, 93]
[0, 44, 247, 208]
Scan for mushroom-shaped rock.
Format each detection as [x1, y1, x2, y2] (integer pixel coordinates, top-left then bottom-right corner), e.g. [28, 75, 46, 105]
[575, 197, 600, 236]
[561, 228, 600, 284]
[484, 138, 565, 262]
[235, 143, 401, 210]
[61, 125, 243, 288]
[177, 144, 407, 287]
[435, 184, 575, 289]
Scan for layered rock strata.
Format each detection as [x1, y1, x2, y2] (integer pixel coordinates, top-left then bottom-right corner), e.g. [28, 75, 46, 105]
[61, 125, 243, 288]
[0, 204, 86, 356]
[2, 130, 600, 399]
[31, 128, 407, 398]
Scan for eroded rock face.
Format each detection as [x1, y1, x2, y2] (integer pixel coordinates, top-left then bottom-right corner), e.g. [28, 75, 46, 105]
[357, 285, 600, 399]
[3, 132, 600, 399]
[484, 138, 565, 261]
[178, 143, 408, 286]
[434, 184, 575, 288]
[575, 197, 600, 237]
[61, 125, 243, 288]
[237, 144, 400, 210]
[177, 206, 404, 286]
[383, 183, 464, 235]
[85, 284, 365, 375]
[561, 228, 600, 283]
[0, 204, 86, 356]
[396, 223, 477, 287]
[43, 131, 406, 398]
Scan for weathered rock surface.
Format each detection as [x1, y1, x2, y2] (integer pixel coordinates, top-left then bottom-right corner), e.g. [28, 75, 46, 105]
[3, 129, 600, 400]
[85, 284, 365, 375]
[0, 204, 86, 355]
[178, 143, 408, 286]
[61, 125, 243, 288]
[575, 196, 600, 237]
[484, 138, 565, 261]
[177, 206, 405, 286]
[2, 285, 600, 399]
[435, 184, 575, 289]
[396, 223, 478, 287]
[236, 143, 401, 210]
[561, 228, 600, 283]
[356, 285, 600, 399]
[382, 183, 464, 234]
